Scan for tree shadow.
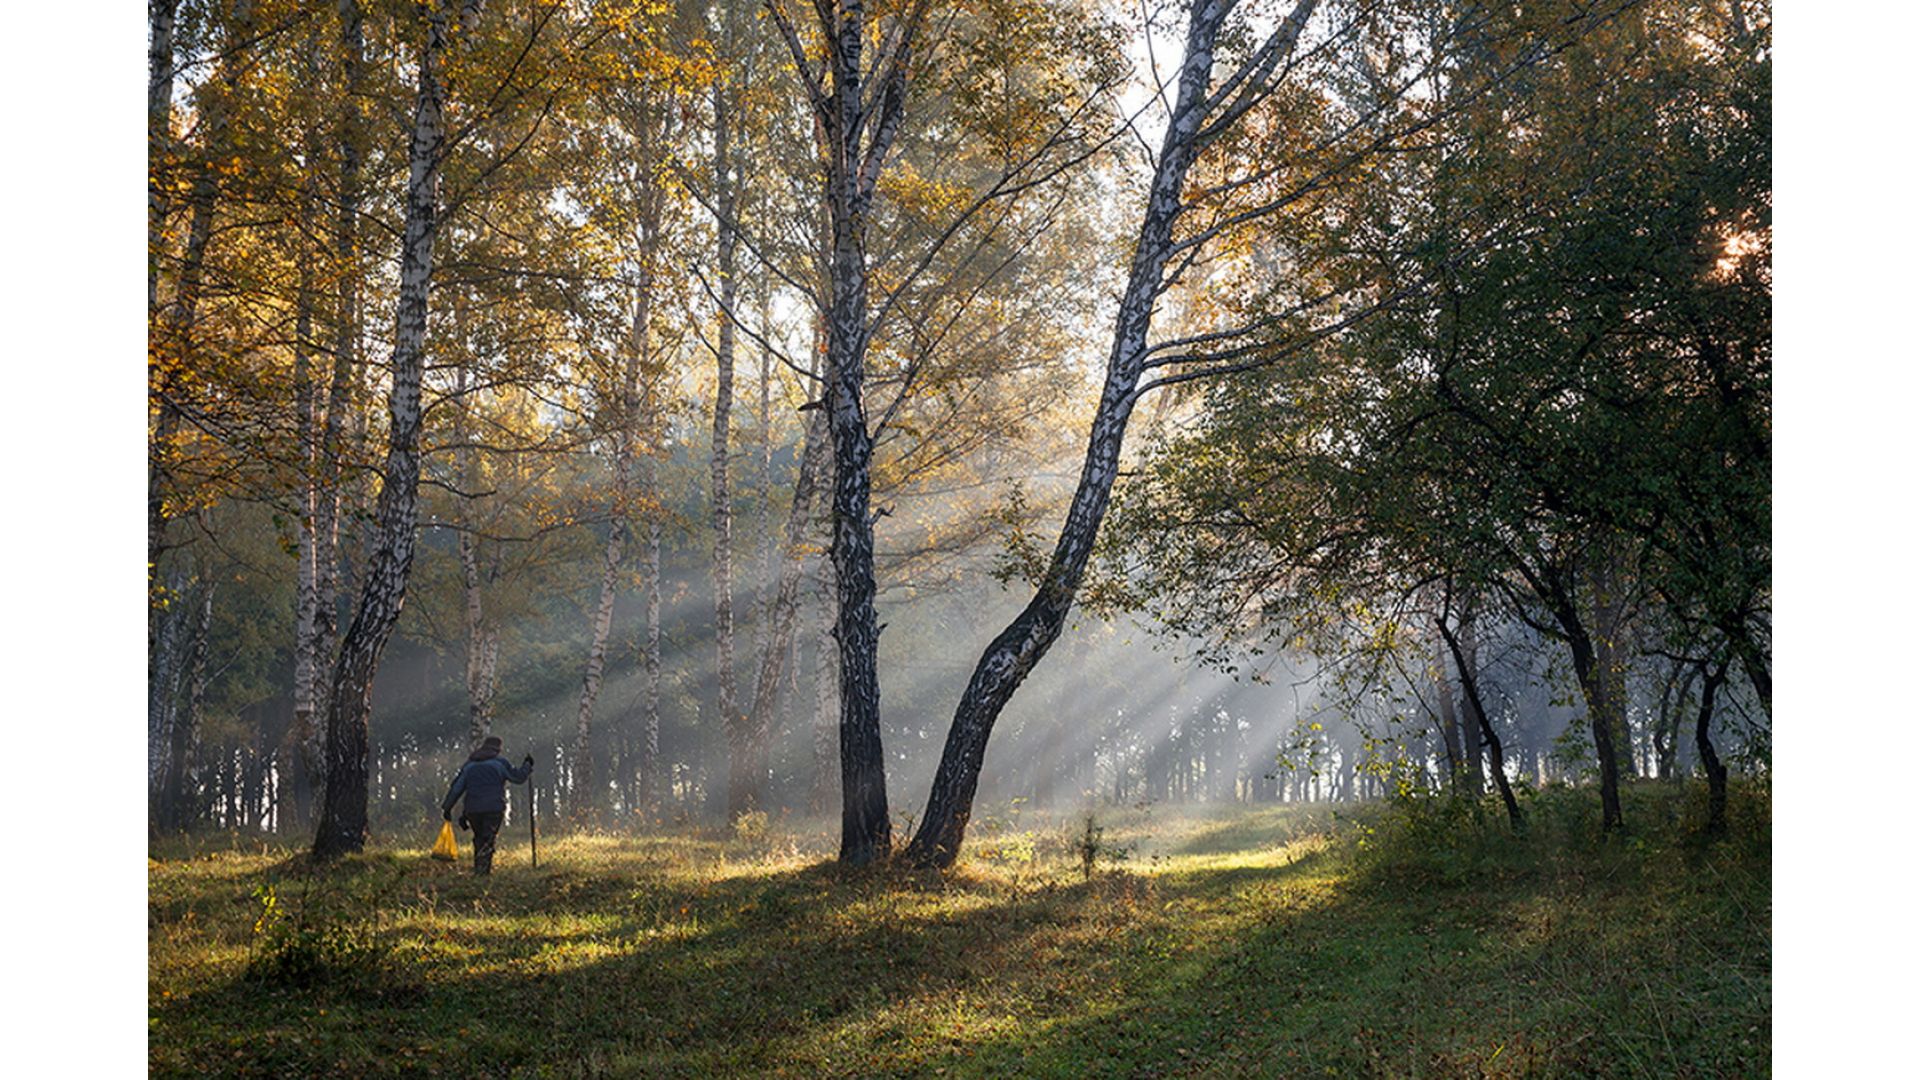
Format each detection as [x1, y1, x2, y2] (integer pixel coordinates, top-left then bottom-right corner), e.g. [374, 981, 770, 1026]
[150, 815, 1768, 1079]
[914, 844, 1768, 1077]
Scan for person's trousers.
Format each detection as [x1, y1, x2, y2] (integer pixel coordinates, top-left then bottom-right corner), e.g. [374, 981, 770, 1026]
[468, 811, 505, 874]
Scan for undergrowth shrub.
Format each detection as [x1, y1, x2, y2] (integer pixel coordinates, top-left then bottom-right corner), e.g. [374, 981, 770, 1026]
[245, 882, 390, 990]
[1355, 789, 1521, 888]
[731, 810, 770, 843]
[1355, 779, 1770, 892]
[1680, 773, 1771, 855]
[1074, 815, 1133, 879]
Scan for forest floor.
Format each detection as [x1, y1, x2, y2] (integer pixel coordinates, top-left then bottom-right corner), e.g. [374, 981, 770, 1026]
[148, 781, 1769, 1078]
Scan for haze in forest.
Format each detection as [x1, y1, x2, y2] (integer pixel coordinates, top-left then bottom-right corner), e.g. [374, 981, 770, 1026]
[140, 0, 1771, 1069]
[146, 0, 1767, 856]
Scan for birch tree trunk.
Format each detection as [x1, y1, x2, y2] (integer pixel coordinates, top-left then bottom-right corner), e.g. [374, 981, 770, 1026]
[640, 509, 664, 811]
[751, 274, 779, 776]
[458, 544, 500, 746]
[709, 74, 748, 819]
[740, 406, 830, 812]
[145, 1, 178, 747]
[454, 346, 496, 748]
[304, 0, 369, 811]
[904, 0, 1318, 867]
[152, 0, 249, 820]
[291, 215, 322, 828]
[288, 29, 328, 827]
[813, 0, 918, 864]
[149, 566, 188, 829]
[149, 163, 212, 571]
[315, 0, 481, 860]
[637, 297, 665, 814]
[574, 517, 626, 823]
[763, 0, 912, 856]
[171, 580, 216, 830]
[576, 262, 654, 821]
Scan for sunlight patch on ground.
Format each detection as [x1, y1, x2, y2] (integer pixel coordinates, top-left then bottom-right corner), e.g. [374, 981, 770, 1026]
[148, 788, 1770, 1078]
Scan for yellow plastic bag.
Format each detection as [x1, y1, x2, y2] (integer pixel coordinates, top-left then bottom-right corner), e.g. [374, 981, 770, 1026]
[431, 820, 460, 862]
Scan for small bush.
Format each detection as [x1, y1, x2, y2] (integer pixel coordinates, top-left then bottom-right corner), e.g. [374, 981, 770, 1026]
[732, 809, 770, 843]
[1074, 815, 1132, 879]
[1351, 783, 1592, 890]
[245, 883, 389, 989]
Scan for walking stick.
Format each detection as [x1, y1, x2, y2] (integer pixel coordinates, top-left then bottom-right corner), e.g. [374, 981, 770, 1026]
[528, 756, 539, 869]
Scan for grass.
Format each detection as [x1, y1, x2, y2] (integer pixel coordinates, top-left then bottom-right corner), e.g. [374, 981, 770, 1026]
[148, 781, 1769, 1078]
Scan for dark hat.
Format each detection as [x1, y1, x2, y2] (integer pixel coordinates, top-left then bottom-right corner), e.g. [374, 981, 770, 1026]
[481, 735, 503, 750]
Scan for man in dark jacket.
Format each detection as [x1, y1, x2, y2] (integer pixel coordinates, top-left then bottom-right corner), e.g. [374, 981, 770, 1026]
[441, 735, 534, 875]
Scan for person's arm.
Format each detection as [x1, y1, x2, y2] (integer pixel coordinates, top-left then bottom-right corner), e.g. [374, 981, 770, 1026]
[441, 765, 469, 817]
[508, 753, 534, 784]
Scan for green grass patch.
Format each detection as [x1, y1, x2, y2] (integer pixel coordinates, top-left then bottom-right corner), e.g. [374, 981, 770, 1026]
[149, 782, 1768, 1077]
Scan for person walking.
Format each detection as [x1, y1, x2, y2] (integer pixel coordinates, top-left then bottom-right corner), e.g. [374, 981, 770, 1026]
[441, 735, 534, 875]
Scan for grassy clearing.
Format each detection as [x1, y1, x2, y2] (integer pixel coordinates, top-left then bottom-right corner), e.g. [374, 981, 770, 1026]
[148, 782, 1768, 1078]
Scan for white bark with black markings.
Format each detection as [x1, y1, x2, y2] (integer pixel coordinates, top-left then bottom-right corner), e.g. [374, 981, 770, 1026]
[711, 71, 747, 819]
[453, 350, 498, 749]
[315, 0, 483, 860]
[905, 0, 1320, 867]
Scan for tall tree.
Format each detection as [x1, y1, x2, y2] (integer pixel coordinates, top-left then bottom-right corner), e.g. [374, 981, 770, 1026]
[740, 406, 830, 809]
[710, 16, 747, 818]
[1096, 0, 1768, 835]
[451, 330, 499, 748]
[766, 0, 1118, 862]
[764, 0, 932, 861]
[315, 0, 484, 859]
[150, 0, 254, 822]
[565, 10, 690, 821]
[147, 0, 178, 312]
[289, 84, 326, 826]
[907, 0, 1321, 866]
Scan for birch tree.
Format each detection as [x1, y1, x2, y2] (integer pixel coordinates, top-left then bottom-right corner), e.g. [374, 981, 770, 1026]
[1089, 0, 1766, 837]
[907, 0, 1322, 866]
[764, 0, 1121, 863]
[904, 0, 1626, 864]
[563, 7, 695, 821]
[290, 0, 372, 825]
[150, 0, 255, 819]
[762, 0, 928, 861]
[315, 0, 484, 860]
[709, 16, 747, 818]
[147, 0, 178, 312]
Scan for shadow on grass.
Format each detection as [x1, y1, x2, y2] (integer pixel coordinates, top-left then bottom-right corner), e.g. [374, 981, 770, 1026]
[153, 846, 1270, 1077]
[150, 791, 1769, 1080]
[916, 792, 1770, 1079]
